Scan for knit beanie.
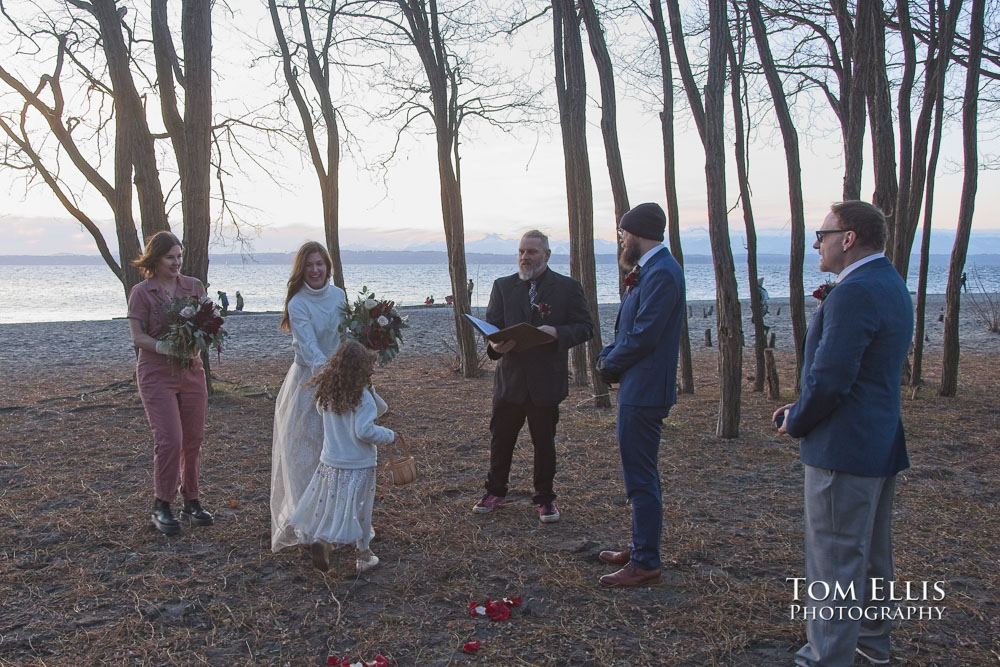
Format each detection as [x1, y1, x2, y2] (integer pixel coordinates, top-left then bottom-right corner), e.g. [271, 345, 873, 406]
[619, 203, 666, 242]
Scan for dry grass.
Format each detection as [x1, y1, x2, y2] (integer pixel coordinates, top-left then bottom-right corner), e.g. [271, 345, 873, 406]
[1, 349, 997, 665]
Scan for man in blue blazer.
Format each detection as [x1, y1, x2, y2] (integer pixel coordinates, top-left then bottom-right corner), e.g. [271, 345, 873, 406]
[774, 201, 913, 666]
[596, 203, 685, 587]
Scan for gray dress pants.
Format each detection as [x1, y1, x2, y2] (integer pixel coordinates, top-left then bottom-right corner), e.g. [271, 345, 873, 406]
[794, 465, 896, 667]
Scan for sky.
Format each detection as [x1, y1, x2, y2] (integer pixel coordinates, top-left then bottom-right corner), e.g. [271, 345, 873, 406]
[1, 3, 997, 257]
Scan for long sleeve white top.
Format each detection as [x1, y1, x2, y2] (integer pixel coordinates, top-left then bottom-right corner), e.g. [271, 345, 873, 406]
[288, 282, 347, 374]
[317, 388, 395, 469]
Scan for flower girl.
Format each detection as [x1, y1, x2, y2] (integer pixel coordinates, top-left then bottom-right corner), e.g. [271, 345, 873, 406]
[290, 339, 395, 573]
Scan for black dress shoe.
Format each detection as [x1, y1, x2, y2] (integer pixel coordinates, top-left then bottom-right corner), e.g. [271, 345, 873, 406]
[152, 499, 181, 535]
[180, 499, 214, 526]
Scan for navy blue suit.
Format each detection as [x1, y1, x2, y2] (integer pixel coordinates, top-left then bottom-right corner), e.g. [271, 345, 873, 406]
[598, 246, 685, 570]
[786, 256, 912, 666]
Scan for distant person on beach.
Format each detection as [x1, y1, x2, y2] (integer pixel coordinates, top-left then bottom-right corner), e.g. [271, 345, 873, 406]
[773, 201, 912, 666]
[235, 291, 244, 311]
[595, 203, 685, 588]
[472, 230, 593, 523]
[961, 272, 967, 292]
[127, 231, 214, 535]
[468, 278, 474, 302]
[290, 340, 395, 574]
[217, 290, 229, 312]
[271, 242, 348, 553]
[424, 296, 434, 305]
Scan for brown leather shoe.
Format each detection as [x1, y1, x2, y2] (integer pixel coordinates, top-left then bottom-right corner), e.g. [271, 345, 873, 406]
[599, 549, 630, 566]
[599, 564, 661, 587]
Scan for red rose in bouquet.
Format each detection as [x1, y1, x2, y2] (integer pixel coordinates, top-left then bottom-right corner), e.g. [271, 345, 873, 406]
[340, 287, 408, 364]
[160, 294, 229, 369]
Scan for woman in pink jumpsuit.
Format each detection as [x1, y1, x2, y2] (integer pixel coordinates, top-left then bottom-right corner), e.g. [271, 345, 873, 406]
[127, 231, 214, 535]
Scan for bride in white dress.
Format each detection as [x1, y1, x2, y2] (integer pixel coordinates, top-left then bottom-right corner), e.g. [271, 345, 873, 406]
[270, 242, 348, 552]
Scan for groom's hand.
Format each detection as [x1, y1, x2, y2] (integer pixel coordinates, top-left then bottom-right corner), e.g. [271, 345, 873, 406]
[596, 357, 619, 385]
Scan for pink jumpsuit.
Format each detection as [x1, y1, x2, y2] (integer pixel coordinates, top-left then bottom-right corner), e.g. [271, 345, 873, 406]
[127, 275, 208, 503]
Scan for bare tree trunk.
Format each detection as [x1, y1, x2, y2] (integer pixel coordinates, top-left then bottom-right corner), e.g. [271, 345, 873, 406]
[726, 10, 765, 392]
[893, 0, 961, 279]
[841, 0, 871, 200]
[705, 0, 742, 437]
[397, 0, 478, 377]
[179, 1, 212, 287]
[579, 0, 630, 296]
[865, 4, 898, 257]
[267, 0, 346, 289]
[649, 0, 693, 394]
[553, 0, 609, 402]
[910, 80, 946, 388]
[940, 0, 984, 397]
[93, 0, 170, 240]
[747, 0, 807, 391]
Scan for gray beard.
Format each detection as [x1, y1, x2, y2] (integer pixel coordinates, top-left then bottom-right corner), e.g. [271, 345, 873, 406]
[518, 266, 541, 281]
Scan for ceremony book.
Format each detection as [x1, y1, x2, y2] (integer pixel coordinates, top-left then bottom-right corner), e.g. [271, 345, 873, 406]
[464, 314, 557, 351]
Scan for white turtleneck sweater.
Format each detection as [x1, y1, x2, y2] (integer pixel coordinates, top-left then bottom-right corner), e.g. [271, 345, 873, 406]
[317, 388, 395, 469]
[287, 282, 348, 373]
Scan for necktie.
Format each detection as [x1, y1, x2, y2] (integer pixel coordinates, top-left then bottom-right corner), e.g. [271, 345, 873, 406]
[529, 280, 538, 306]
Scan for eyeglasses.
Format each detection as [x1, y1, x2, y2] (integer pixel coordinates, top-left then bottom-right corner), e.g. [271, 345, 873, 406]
[815, 229, 850, 242]
[617, 228, 624, 240]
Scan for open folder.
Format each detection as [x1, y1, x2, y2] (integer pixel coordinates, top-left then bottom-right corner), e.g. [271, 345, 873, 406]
[464, 314, 557, 351]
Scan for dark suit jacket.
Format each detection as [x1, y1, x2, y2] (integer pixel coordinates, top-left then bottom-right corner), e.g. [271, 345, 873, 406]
[485, 268, 593, 406]
[786, 256, 912, 477]
[598, 246, 686, 408]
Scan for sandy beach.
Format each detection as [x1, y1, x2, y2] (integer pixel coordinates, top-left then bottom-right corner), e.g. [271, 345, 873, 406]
[0, 293, 996, 391]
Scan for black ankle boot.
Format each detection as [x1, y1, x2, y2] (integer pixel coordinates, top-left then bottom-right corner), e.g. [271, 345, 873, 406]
[180, 499, 214, 526]
[152, 499, 181, 535]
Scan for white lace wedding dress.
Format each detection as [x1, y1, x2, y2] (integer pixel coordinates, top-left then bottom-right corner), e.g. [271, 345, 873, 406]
[270, 282, 347, 552]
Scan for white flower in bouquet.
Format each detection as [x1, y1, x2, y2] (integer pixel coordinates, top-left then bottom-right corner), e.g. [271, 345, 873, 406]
[364, 298, 378, 310]
[180, 305, 197, 318]
[377, 315, 389, 327]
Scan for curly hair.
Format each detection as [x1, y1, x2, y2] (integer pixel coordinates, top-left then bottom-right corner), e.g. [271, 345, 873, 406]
[308, 339, 377, 414]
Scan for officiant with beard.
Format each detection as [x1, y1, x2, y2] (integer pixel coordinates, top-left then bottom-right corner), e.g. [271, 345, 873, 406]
[471, 230, 593, 523]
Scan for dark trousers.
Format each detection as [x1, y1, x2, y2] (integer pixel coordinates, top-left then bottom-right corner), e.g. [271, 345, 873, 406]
[486, 396, 559, 505]
[617, 403, 671, 570]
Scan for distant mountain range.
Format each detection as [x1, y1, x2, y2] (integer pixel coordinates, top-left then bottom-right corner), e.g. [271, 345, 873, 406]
[4, 250, 999, 266]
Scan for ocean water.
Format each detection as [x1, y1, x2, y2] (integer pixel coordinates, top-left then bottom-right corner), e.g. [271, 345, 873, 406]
[1, 260, 997, 324]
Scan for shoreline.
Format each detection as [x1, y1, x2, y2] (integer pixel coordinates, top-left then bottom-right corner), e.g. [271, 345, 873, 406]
[1, 294, 997, 385]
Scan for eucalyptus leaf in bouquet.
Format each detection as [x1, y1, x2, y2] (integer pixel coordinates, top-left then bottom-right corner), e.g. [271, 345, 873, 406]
[339, 286, 408, 364]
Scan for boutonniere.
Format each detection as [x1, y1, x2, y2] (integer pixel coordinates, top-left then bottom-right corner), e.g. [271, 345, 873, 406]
[812, 281, 836, 302]
[624, 266, 640, 292]
[532, 302, 552, 318]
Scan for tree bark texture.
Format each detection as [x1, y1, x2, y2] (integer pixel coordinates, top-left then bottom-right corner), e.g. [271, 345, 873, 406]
[397, 0, 478, 378]
[90, 0, 170, 241]
[179, 1, 213, 287]
[579, 0, 630, 296]
[940, 0, 984, 397]
[553, 0, 609, 404]
[747, 0, 807, 391]
[649, 0, 693, 394]
[705, 0, 742, 437]
[841, 0, 871, 200]
[864, 3, 898, 258]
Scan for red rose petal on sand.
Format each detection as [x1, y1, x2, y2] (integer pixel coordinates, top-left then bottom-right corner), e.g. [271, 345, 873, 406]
[463, 641, 482, 653]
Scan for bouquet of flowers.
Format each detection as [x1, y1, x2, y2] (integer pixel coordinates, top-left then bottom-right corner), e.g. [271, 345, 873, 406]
[339, 286, 408, 364]
[160, 294, 229, 369]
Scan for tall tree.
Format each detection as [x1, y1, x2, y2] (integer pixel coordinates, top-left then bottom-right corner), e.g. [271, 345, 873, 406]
[666, 0, 742, 436]
[644, 0, 694, 393]
[747, 0, 807, 389]
[267, 0, 347, 289]
[553, 0, 610, 405]
[579, 0, 630, 294]
[392, 0, 480, 378]
[727, 2, 766, 392]
[940, 0, 985, 396]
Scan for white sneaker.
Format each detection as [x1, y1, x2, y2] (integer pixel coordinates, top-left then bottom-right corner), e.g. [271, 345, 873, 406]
[357, 551, 380, 573]
[856, 646, 890, 665]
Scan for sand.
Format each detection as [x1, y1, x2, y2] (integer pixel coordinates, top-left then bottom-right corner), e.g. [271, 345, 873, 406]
[0, 293, 996, 387]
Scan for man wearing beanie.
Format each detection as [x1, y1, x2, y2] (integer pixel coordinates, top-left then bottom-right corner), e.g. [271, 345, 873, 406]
[596, 202, 686, 587]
